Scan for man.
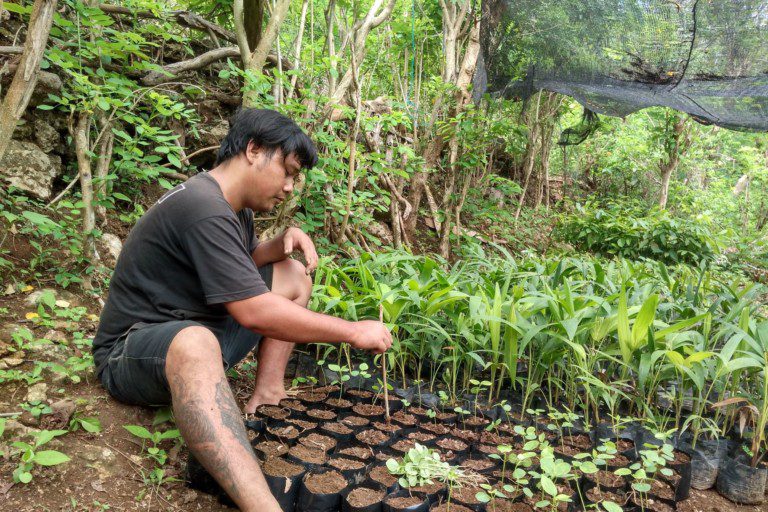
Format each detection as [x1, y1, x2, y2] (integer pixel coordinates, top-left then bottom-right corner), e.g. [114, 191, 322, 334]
[92, 108, 391, 511]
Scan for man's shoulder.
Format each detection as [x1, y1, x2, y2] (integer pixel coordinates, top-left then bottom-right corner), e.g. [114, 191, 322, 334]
[153, 173, 232, 221]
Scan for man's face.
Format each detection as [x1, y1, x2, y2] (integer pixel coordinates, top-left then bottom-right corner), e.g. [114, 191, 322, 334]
[246, 145, 302, 212]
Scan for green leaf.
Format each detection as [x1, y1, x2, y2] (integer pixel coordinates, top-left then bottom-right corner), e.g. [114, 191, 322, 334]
[168, 154, 182, 168]
[78, 417, 102, 433]
[34, 450, 71, 466]
[123, 425, 153, 439]
[632, 482, 651, 493]
[19, 471, 33, 484]
[602, 501, 623, 512]
[540, 475, 557, 497]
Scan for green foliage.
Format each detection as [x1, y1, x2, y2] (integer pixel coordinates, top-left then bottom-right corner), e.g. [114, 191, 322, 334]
[11, 430, 70, 484]
[386, 443, 465, 488]
[556, 201, 718, 265]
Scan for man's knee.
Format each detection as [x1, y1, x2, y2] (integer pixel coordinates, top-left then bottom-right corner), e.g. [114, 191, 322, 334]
[277, 258, 313, 301]
[166, 326, 222, 375]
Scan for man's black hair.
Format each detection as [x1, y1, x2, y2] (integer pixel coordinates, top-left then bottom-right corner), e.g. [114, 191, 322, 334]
[215, 108, 318, 169]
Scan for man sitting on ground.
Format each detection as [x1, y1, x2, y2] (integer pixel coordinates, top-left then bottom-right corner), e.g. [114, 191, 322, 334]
[92, 108, 392, 511]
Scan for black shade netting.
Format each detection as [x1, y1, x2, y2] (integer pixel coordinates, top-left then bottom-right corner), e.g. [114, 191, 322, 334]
[477, 0, 768, 131]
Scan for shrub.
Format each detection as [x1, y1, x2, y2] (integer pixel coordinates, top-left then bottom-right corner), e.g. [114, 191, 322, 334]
[555, 201, 718, 265]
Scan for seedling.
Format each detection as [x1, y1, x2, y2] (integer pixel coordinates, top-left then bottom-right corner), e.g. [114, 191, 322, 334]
[386, 443, 466, 488]
[11, 429, 70, 483]
[123, 425, 182, 466]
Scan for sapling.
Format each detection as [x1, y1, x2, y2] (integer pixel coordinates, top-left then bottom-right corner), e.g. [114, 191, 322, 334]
[11, 429, 70, 484]
[527, 449, 573, 511]
[615, 443, 675, 509]
[386, 443, 467, 488]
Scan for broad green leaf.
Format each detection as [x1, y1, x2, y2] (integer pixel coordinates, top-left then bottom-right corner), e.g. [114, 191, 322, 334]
[34, 450, 71, 466]
[123, 425, 153, 439]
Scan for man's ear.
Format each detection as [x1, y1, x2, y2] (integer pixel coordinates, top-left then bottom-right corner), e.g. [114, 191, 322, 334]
[245, 140, 261, 165]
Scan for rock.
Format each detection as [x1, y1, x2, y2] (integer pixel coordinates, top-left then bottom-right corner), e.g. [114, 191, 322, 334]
[181, 489, 198, 504]
[1, 357, 24, 368]
[3, 419, 33, 437]
[42, 329, 68, 344]
[28, 340, 67, 360]
[51, 399, 76, 419]
[33, 118, 60, 153]
[77, 445, 119, 479]
[98, 233, 123, 265]
[25, 288, 56, 307]
[0, 140, 61, 200]
[0, 323, 25, 341]
[200, 119, 229, 146]
[26, 382, 48, 403]
[368, 221, 393, 246]
[25, 288, 80, 308]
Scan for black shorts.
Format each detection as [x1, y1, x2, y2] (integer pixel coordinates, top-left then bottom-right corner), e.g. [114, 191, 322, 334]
[99, 264, 273, 407]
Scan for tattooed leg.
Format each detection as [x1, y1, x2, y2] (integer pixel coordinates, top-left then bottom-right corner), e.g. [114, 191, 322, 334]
[246, 259, 313, 413]
[166, 326, 281, 512]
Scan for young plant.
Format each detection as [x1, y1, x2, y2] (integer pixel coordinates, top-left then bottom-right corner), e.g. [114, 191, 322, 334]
[11, 429, 70, 483]
[386, 443, 466, 488]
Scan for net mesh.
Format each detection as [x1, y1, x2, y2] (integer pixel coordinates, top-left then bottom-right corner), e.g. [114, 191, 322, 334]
[477, 0, 768, 131]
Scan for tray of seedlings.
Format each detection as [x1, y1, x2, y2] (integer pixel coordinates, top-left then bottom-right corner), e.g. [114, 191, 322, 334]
[188, 379, 713, 512]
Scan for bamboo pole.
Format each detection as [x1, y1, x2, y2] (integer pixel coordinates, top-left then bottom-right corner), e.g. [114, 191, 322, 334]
[380, 304, 390, 424]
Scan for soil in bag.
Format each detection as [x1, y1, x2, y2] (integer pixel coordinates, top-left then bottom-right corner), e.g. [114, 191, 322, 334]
[263, 457, 306, 512]
[254, 439, 290, 460]
[297, 469, 349, 512]
[716, 454, 767, 505]
[383, 490, 430, 512]
[429, 502, 473, 512]
[328, 455, 368, 480]
[665, 449, 692, 501]
[337, 444, 374, 462]
[368, 464, 400, 494]
[298, 432, 337, 452]
[288, 444, 328, 468]
[685, 438, 728, 490]
[343, 486, 386, 512]
[447, 485, 485, 511]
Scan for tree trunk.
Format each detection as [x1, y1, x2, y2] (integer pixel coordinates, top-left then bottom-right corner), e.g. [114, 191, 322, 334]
[234, 0, 291, 106]
[327, 0, 396, 108]
[244, 0, 265, 50]
[72, 113, 96, 288]
[288, 0, 309, 98]
[0, 0, 57, 164]
[404, 14, 479, 240]
[94, 121, 114, 225]
[657, 114, 689, 209]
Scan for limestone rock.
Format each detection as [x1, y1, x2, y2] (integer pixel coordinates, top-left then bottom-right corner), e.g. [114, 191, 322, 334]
[25, 288, 80, 308]
[98, 233, 123, 265]
[77, 445, 119, 479]
[26, 382, 48, 403]
[33, 118, 61, 153]
[200, 119, 229, 146]
[0, 140, 60, 200]
[368, 221, 393, 246]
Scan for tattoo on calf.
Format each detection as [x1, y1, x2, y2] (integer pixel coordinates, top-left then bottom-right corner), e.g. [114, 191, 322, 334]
[215, 379, 257, 455]
[172, 374, 255, 503]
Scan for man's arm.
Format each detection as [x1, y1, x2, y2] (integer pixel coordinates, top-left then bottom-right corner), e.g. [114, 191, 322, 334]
[224, 292, 391, 352]
[252, 227, 318, 273]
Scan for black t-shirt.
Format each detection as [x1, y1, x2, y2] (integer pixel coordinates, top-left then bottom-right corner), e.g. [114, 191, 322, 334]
[92, 172, 269, 374]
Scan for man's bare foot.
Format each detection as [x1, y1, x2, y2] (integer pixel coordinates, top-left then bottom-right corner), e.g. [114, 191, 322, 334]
[244, 388, 289, 414]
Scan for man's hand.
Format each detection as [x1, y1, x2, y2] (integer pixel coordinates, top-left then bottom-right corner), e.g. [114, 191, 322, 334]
[281, 227, 318, 274]
[349, 320, 392, 354]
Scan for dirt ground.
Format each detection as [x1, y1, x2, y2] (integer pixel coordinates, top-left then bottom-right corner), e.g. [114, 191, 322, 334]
[1, 289, 767, 512]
